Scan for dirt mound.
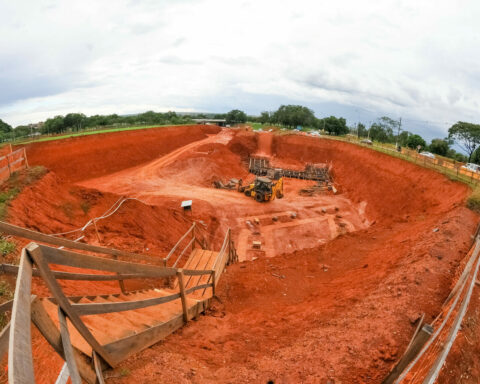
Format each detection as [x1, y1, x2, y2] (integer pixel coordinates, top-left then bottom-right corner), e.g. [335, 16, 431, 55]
[24, 124, 220, 183]
[157, 143, 249, 187]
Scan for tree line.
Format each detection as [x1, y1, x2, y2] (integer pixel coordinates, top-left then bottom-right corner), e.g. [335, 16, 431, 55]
[0, 105, 479, 164]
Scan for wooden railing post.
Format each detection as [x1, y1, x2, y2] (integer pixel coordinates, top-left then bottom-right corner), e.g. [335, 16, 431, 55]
[176, 269, 189, 322]
[23, 148, 29, 169]
[192, 222, 196, 251]
[211, 270, 216, 296]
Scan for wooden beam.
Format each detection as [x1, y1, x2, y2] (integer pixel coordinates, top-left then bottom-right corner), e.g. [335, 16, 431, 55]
[8, 248, 34, 384]
[58, 307, 82, 384]
[0, 221, 159, 265]
[92, 351, 105, 384]
[382, 323, 433, 384]
[72, 292, 181, 316]
[177, 269, 188, 323]
[1, 263, 149, 281]
[39, 245, 176, 278]
[30, 299, 96, 384]
[184, 283, 213, 296]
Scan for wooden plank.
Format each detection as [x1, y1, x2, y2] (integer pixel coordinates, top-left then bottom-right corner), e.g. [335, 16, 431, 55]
[1, 263, 149, 281]
[27, 244, 118, 367]
[103, 300, 209, 363]
[58, 307, 82, 384]
[30, 299, 97, 384]
[92, 351, 105, 384]
[8, 248, 34, 384]
[0, 221, 159, 265]
[72, 292, 181, 315]
[177, 269, 189, 322]
[39, 245, 176, 278]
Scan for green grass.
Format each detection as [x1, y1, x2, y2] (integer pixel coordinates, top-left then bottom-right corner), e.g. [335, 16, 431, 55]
[248, 122, 264, 130]
[15, 123, 193, 145]
[0, 239, 15, 256]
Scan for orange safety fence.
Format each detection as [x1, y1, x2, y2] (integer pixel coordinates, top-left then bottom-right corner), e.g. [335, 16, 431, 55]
[0, 147, 28, 184]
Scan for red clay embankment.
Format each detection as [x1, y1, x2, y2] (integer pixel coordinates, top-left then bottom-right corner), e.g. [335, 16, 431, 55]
[24, 124, 220, 182]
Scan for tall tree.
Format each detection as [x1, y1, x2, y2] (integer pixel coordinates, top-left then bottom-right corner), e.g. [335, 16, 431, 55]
[406, 134, 426, 150]
[0, 119, 12, 134]
[320, 116, 348, 135]
[429, 138, 449, 156]
[226, 109, 247, 124]
[272, 105, 315, 128]
[259, 111, 271, 124]
[41, 115, 65, 134]
[448, 122, 480, 161]
[64, 113, 87, 131]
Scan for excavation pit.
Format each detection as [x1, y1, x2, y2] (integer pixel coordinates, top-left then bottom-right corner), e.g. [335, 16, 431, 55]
[5, 125, 477, 383]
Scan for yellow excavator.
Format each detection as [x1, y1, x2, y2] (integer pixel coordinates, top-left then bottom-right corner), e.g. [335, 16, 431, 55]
[239, 176, 284, 202]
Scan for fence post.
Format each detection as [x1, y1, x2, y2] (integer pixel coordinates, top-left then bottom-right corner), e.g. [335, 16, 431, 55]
[23, 148, 29, 169]
[211, 270, 216, 296]
[177, 269, 189, 322]
[6, 154, 11, 176]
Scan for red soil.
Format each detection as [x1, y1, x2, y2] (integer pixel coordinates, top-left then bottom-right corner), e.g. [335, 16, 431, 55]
[3, 128, 479, 383]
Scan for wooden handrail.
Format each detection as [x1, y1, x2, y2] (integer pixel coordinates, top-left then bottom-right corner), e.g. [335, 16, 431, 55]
[39, 245, 177, 278]
[72, 292, 182, 315]
[172, 237, 195, 268]
[1, 262, 212, 280]
[1, 263, 148, 281]
[165, 223, 196, 262]
[0, 221, 161, 265]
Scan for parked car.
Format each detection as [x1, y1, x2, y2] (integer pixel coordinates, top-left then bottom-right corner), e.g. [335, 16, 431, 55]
[461, 163, 480, 173]
[361, 139, 372, 145]
[419, 151, 435, 159]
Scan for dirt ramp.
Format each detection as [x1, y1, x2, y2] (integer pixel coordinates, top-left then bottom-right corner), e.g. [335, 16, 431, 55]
[25, 124, 220, 183]
[272, 135, 470, 222]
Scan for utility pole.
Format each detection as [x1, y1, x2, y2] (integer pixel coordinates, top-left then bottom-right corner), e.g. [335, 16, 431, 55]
[395, 117, 402, 149]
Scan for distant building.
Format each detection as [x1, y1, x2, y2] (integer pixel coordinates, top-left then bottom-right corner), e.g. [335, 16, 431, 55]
[192, 118, 227, 127]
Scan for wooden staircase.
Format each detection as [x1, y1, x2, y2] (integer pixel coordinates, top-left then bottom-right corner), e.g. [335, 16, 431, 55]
[0, 221, 238, 384]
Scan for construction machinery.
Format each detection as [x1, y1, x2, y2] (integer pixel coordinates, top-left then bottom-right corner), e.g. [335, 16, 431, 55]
[239, 176, 284, 202]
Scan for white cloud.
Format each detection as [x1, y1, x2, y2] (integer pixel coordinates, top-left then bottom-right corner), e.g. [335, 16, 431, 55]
[1, 0, 480, 139]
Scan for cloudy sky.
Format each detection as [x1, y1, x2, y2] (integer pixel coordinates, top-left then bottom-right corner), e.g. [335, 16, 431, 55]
[1, 0, 479, 139]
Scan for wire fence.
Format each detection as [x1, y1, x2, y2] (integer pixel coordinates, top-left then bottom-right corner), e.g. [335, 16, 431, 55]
[327, 135, 480, 187]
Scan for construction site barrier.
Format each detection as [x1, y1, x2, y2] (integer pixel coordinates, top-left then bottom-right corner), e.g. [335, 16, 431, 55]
[0, 147, 29, 185]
